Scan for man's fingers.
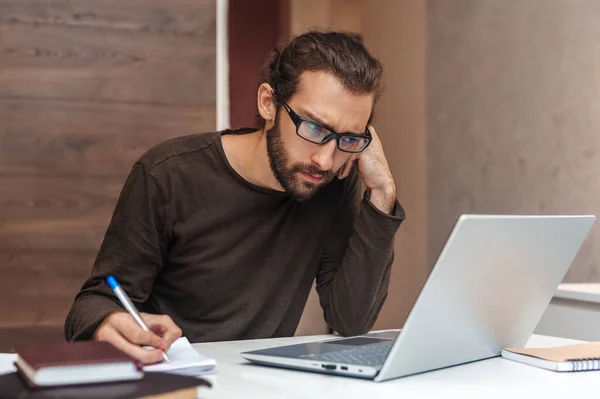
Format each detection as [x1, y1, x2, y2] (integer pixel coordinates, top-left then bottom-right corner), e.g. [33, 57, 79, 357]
[101, 326, 164, 364]
[112, 314, 166, 351]
[161, 329, 182, 350]
[142, 313, 183, 350]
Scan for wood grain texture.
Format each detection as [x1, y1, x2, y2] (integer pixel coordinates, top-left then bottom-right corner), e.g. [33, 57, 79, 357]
[0, 23, 215, 106]
[0, 250, 96, 327]
[0, 296, 77, 328]
[0, 176, 123, 251]
[1, 250, 93, 294]
[0, 98, 215, 176]
[0, 327, 66, 352]
[0, 0, 216, 339]
[0, 0, 215, 36]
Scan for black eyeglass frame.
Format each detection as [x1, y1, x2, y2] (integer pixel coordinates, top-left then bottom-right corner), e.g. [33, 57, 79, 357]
[280, 101, 372, 153]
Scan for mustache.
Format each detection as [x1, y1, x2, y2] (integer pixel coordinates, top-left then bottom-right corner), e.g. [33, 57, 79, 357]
[290, 163, 334, 179]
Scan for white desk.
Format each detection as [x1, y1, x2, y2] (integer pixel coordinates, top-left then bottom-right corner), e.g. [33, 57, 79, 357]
[192, 333, 600, 398]
[535, 283, 600, 341]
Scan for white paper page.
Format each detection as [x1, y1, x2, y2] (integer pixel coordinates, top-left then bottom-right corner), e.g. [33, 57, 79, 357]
[0, 354, 17, 375]
[144, 337, 216, 375]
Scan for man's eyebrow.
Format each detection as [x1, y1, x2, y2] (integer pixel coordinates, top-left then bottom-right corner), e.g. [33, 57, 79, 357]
[298, 108, 364, 136]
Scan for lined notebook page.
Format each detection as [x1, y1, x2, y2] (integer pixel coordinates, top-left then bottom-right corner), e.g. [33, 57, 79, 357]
[144, 337, 216, 376]
[0, 354, 17, 374]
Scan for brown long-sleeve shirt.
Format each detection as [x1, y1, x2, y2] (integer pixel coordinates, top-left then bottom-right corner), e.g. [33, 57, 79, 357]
[65, 129, 405, 343]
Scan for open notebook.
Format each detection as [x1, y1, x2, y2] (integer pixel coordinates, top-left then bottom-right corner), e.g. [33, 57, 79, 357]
[0, 354, 17, 375]
[502, 342, 600, 372]
[145, 337, 216, 376]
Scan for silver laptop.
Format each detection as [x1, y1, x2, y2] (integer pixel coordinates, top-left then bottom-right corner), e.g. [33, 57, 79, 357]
[241, 214, 595, 382]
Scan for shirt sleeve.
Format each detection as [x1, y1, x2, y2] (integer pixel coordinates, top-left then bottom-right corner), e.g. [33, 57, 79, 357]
[316, 167, 405, 336]
[64, 162, 168, 341]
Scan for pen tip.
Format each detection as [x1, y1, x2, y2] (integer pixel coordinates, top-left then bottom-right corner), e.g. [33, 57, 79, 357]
[106, 275, 119, 289]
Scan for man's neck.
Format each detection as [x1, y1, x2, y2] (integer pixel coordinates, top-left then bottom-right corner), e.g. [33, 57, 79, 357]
[221, 128, 284, 192]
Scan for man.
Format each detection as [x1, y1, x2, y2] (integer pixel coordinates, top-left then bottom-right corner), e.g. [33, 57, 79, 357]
[65, 31, 405, 364]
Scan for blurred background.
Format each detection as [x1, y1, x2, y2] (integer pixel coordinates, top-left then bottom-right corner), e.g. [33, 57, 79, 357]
[0, 0, 599, 350]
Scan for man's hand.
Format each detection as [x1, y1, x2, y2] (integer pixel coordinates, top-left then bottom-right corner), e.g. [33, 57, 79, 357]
[337, 126, 397, 213]
[94, 311, 182, 364]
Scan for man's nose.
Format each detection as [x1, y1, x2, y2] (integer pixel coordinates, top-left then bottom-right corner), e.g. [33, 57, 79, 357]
[310, 140, 337, 171]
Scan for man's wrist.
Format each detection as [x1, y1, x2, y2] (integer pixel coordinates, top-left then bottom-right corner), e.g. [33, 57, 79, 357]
[368, 181, 397, 214]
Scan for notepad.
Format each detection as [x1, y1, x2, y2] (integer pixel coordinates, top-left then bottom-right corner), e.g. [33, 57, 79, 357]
[502, 342, 600, 372]
[0, 354, 17, 375]
[144, 337, 216, 376]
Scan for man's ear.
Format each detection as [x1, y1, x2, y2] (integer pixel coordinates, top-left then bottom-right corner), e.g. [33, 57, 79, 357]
[257, 83, 277, 125]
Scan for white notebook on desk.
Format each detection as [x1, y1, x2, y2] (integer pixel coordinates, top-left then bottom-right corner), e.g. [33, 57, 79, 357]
[502, 342, 600, 372]
[144, 337, 216, 376]
[0, 354, 17, 375]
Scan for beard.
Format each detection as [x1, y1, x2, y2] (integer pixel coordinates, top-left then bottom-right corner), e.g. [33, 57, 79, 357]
[266, 117, 335, 201]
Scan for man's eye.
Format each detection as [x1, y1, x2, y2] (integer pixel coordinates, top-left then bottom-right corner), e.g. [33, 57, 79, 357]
[307, 123, 324, 133]
[299, 121, 331, 143]
[305, 123, 328, 137]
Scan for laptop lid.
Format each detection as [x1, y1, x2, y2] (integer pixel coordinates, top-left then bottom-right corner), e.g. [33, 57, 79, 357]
[375, 214, 595, 381]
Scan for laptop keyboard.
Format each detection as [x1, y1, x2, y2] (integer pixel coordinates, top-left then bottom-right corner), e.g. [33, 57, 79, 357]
[300, 341, 394, 367]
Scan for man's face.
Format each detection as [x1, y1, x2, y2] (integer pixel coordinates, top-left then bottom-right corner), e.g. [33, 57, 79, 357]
[266, 71, 374, 201]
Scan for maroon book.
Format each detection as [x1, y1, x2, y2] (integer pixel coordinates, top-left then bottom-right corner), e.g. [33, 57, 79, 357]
[0, 371, 210, 398]
[14, 341, 143, 388]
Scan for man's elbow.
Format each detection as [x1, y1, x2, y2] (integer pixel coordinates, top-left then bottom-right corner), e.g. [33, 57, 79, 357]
[327, 316, 375, 337]
[324, 297, 388, 337]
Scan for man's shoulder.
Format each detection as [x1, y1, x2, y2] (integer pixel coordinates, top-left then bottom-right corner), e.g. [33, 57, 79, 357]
[136, 131, 220, 171]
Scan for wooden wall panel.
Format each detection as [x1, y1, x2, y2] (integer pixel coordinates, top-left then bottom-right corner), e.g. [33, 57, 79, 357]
[0, 0, 215, 36]
[0, 176, 122, 251]
[0, 23, 215, 106]
[0, 250, 95, 327]
[0, 98, 215, 176]
[0, 0, 216, 346]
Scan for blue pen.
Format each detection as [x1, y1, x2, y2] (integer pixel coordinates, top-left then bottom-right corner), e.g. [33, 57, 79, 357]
[106, 275, 170, 363]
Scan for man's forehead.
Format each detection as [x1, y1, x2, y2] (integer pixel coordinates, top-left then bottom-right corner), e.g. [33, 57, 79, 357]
[292, 72, 374, 132]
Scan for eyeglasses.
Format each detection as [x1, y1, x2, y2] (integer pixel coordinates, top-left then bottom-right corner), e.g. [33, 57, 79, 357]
[280, 101, 372, 153]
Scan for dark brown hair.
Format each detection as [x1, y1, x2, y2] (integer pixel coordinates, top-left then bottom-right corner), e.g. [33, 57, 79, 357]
[257, 30, 383, 126]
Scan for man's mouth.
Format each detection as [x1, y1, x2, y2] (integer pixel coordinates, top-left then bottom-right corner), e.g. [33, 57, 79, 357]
[300, 172, 324, 183]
